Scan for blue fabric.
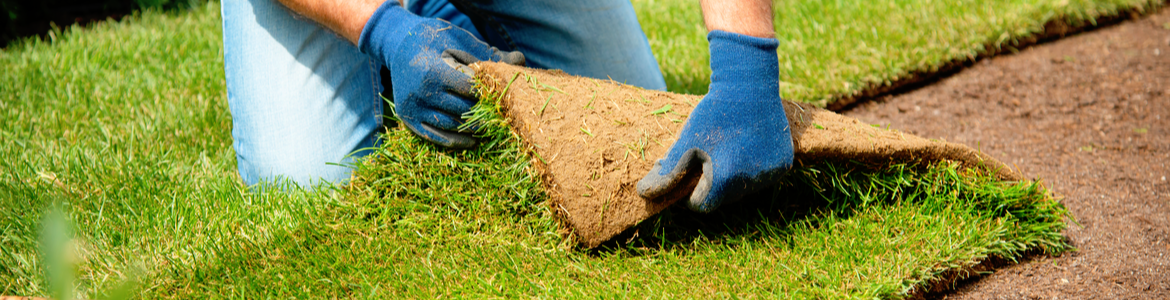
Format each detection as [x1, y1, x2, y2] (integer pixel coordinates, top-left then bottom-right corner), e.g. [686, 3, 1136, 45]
[222, 0, 665, 188]
[437, 0, 667, 90]
[221, 0, 383, 188]
[637, 30, 794, 213]
[358, 0, 517, 148]
[407, 0, 482, 41]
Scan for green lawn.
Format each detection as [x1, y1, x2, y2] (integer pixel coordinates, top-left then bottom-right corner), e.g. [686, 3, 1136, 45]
[640, 0, 1161, 104]
[3, 0, 1147, 297]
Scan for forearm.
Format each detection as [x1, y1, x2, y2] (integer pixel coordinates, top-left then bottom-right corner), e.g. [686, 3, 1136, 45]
[276, 0, 386, 43]
[699, 0, 774, 38]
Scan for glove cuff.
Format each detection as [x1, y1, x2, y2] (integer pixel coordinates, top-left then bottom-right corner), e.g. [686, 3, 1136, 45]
[707, 30, 781, 101]
[357, 0, 425, 65]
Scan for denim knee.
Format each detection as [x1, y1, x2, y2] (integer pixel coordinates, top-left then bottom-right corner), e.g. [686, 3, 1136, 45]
[222, 0, 383, 188]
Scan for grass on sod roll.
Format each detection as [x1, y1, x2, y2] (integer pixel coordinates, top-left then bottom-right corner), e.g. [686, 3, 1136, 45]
[0, 0, 1099, 297]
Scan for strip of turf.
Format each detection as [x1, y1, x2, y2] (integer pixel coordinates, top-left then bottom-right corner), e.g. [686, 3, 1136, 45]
[0, 0, 1098, 297]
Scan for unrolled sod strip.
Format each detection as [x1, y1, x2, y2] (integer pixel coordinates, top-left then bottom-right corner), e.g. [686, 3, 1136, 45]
[472, 62, 1024, 248]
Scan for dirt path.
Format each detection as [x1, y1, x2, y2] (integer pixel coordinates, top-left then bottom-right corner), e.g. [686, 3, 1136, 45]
[844, 10, 1170, 299]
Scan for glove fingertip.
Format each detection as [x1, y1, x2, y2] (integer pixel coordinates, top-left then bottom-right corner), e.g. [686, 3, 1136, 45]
[426, 125, 477, 149]
[636, 163, 669, 198]
[686, 173, 717, 213]
[501, 50, 525, 66]
[639, 148, 706, 200]
[441, 136, 477, 149]
[405, 121, 478, 149]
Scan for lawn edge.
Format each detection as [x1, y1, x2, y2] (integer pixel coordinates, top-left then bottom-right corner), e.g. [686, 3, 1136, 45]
[900, 180, 1071, 299]
[803, 161, 1071, 299]
[826, 0, 1167, 111]
[903, 250, 1047, 299]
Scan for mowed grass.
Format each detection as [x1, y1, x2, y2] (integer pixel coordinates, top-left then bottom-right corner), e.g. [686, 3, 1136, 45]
[637, 0, 1163, 104]
[0, 0, 1126, 298]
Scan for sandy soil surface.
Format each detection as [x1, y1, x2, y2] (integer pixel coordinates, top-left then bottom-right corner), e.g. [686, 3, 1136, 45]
[844, 10, 1170, 299]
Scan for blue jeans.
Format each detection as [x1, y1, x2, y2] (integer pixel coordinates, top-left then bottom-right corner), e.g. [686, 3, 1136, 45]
[222, 0, 665, 187]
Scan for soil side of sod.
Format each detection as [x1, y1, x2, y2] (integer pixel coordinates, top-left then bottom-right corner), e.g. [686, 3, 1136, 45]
[473, 62, 1025, 248]
[845, 8, 1170, 298]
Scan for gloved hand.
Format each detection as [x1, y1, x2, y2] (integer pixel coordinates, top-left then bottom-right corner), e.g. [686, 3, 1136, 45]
[358, 0, 525, 148]
[637, 30, 794, 213]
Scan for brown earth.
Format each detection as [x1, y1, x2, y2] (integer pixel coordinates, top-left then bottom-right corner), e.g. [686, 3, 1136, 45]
[844, 9, 1170, 299]
[473, 62, 1023, 248]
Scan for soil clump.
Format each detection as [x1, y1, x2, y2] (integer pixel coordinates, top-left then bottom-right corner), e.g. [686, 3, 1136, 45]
[845, 9, 1170, 299]
[473, 62, 1023, 248]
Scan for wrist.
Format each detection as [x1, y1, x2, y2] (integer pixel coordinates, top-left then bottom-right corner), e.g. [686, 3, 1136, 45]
[707, 30, 780, 99]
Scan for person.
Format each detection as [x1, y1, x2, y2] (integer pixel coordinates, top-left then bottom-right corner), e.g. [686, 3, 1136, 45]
[221, 0, 793, 212]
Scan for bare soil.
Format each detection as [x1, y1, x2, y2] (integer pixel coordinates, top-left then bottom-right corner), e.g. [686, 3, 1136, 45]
[474, 62, 1022, 248]
[844, 10, 1170, 299]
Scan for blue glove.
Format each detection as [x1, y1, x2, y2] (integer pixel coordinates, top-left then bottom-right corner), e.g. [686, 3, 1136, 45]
[637, 30, 794, 213]
[358, 0, 524, 148]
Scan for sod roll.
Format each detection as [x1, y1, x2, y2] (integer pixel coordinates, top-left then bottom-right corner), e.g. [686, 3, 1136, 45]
[473, 62, 1023, 248]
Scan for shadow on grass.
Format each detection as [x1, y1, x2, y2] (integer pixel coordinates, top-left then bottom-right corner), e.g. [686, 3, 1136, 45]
[596, 179, 833, 252]
[589, 161, 912, 254]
